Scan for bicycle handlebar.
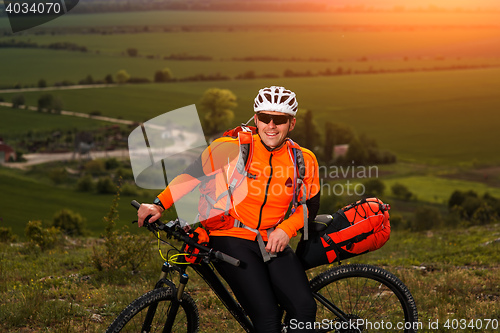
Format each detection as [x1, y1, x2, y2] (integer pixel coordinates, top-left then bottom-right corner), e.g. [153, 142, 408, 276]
[131, 200, 240, 267]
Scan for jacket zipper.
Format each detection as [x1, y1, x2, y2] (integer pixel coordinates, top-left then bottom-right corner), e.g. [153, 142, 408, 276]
[257, 153, 273, 230]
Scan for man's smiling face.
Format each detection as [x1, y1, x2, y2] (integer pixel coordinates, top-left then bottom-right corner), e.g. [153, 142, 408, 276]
[254, 111, 296, 149]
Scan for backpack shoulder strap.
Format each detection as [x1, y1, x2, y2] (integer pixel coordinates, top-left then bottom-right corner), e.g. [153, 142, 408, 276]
[234, 130, 256, 179]
[286, 139, 310, 240]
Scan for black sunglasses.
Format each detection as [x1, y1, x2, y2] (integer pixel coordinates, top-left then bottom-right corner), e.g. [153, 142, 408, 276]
[256, 113, 291, 125]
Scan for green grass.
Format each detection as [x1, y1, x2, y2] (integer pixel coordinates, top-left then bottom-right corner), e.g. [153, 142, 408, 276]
[383, 176, 500, 205]
[5, 28, 500, 60]
[0, 222, 498, 332]
[2, 46, 497, 89]
[2, 67, 500, 164]
[0, 105, 106, 137]
[0, 166, 153, 238]
[0, 48, 171, 87]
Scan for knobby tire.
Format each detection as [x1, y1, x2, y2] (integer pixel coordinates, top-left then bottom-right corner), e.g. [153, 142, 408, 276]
[106, 287, 199, 333]
[310, 264, 418, 333]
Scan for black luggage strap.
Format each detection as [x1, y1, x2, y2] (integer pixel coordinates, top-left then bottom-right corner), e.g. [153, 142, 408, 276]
[234, 219, 278, 262]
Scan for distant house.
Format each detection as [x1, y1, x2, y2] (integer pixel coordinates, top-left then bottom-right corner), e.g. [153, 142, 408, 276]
[333, 144, 349, 159]
[0, 139, 16, 163]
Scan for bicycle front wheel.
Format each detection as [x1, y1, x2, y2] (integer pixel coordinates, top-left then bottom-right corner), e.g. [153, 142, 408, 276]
[310, 264, 418, 333]
[106, 287, 199, 333]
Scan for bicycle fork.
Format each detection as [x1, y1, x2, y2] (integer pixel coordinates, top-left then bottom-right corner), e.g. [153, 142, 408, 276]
[141, 262, 189, 333]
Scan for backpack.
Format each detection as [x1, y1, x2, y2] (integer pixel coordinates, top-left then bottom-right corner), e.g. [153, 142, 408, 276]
[295, 197, 391, 269]
[197, 123, 309, 238]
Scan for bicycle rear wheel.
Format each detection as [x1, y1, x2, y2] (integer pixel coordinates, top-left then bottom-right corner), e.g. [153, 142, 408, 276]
[310, 264, 418, 333]
[106, 287, 199, 333]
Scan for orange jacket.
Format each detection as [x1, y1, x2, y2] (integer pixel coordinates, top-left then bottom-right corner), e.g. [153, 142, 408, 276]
[157, 134, 320, 241]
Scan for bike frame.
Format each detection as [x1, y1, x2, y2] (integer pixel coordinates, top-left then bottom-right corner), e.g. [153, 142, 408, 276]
[146, 258, 352, 333]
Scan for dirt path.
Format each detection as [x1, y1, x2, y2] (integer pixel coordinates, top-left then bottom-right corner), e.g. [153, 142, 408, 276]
[0, 101, 135, 125]
[0, 84, 117, 94]
[3, 150, 130, 170]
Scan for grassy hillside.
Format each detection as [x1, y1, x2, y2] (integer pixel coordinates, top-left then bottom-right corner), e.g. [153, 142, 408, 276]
[0, 222, 498, 332]
[0, 166, 155, 238]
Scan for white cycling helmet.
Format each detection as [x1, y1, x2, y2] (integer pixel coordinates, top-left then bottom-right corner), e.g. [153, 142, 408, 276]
[253, 86, 298, 116]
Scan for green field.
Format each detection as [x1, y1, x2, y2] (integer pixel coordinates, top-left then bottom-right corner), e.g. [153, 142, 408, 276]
[0, 105, 107, 137]
[1, 10, 500, 88]
[0, 165, 154, 238]
[2, 47, 498, 89]
[5, 29, 500, 60]
[2, 10, 500, 29]
[383, 176, 500, 204]
[2, 67, 500, 164]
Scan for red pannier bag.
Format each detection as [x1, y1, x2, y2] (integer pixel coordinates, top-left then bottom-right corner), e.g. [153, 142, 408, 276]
[296, 198, 391, 269]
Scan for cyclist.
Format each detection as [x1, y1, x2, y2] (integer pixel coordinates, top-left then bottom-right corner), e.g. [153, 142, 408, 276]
[138, 86, 320, 332]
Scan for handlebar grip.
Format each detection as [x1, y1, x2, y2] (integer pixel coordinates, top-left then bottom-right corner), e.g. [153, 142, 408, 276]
[214, 251, 240, 267]
[131, 200, 141, 210]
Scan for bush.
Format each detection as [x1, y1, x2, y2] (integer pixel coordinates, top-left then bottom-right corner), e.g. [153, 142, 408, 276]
[391, 183, 413, 201]
[128, 77, 151, 84]
[52, 96, 63, 113]
[52, 209, 87, 236]
[104, 74, 114, 84]
[121, 183, 138, 196]
[91, 186, 152, 274]
[78, 75, 94, 85]
[84, 159, 106, 176]
[37, 93, 54, 112]
[97, 176, 116, 194]
[154, 68, 174, 82]
[461, 196, 483, 218]
[0, 227, 18, 243]
[444, 206, 463, 227]
[412, 206, 442, 231]
[76, 174, 94, 192]
[25, 220, 61, 251]
[362, 178, 385, 198]
[126, 48, 138, 57]
[38, 79, 47, 88]
[471, 203, 499, 226]
[115, 69, 130, 84]
[447, 190, 500, 225]
[48, 167, 68, 184]
[115, 168, 134, 181]
[11, 94, 25, 108]
[389, 214, 409, 231]
[105, 158, 120, 170]
[448, 190, 467, 208]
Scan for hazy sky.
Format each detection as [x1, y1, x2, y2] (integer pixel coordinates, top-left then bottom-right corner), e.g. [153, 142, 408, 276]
[327, 0, 499, 9]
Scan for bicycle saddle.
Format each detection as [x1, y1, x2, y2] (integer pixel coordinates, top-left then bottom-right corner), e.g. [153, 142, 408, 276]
[309, 214, 334, 233]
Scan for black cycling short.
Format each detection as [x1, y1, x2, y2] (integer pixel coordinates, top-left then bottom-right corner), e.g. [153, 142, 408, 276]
[211, 236, 316, 333]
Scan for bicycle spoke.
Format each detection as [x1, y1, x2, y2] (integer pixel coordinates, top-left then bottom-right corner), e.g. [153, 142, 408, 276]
[312, 265, 418, 332]
[106, 288, 198, 333]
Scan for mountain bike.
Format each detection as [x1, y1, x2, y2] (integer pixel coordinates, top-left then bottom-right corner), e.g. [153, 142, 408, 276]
[106, 200, 419, 332]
